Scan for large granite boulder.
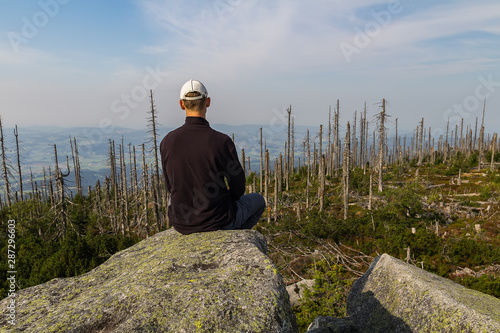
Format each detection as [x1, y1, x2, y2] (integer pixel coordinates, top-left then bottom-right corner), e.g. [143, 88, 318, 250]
[0, 229, 297, 333]
[307, 253, 500, 332]
[347, 254, 500, 332]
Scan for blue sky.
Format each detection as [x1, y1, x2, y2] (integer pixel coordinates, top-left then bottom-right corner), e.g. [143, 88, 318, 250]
[1, 0, 499, 138]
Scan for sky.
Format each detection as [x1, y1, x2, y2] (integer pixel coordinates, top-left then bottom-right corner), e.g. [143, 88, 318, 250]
[1, 0, 500, 139]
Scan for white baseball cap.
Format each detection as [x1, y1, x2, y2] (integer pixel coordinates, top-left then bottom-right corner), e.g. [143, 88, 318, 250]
[180, 79, 208, 100]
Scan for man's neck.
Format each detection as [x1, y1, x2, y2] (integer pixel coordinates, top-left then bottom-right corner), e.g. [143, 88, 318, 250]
[185, 110, 206, 118]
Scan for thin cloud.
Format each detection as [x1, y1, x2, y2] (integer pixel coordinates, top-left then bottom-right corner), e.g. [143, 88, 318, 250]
[378, 1, 500, 47]
[0, 42, 58, 66]
[137, 0, 500, 80]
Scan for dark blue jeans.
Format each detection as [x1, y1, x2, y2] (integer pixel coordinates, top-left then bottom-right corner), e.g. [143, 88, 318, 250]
[223, 193, 266, 230]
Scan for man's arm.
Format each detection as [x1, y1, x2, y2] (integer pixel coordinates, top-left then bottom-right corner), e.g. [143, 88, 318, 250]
[159, 138, 171, 193]
[224, 138, 246, 200]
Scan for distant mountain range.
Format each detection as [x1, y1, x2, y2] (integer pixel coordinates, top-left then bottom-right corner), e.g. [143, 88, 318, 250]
[1, 123, 313, 193]
[0, 121, 483, 196]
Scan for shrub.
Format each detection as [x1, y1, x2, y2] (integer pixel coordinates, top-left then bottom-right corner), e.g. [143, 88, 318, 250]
[456, 275, 500, 298]
[246, 171, 256, 185]
[446, 238, 500, 267]
[293, 261, 352, 332]
[445, 152, 479, 175]
[350, 168, 370, 194]
[479, 182, 500, 200]
[381, 183, 426, 222]
[485, 151, 500, 163]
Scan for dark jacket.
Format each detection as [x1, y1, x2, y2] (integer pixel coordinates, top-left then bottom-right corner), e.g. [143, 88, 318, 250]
[159, 117, 246, 234]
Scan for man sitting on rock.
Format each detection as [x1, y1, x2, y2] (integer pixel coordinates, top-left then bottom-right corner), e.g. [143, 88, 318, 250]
[160, 79, 266, 235]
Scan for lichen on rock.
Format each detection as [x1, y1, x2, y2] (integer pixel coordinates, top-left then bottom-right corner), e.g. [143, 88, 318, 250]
[0, 229, 297, 333]
[347, 253, 500, 333]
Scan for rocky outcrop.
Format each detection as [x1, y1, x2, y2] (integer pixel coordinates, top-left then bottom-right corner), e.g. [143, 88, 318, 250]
[308, 253, 500, 332]
[0, 229, 297, 333]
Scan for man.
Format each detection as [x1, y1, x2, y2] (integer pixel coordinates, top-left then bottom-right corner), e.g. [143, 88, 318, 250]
[160, 79, 266, 235]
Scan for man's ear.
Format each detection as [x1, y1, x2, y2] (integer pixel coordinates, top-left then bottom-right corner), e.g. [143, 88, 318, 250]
[179, 100, 186, 110]
[206, 97, 211, 108]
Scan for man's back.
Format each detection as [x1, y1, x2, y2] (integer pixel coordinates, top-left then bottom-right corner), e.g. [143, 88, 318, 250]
[160, 117, 246, 234]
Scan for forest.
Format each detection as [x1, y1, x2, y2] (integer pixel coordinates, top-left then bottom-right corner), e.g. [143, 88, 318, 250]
[1, 94, 499, 332]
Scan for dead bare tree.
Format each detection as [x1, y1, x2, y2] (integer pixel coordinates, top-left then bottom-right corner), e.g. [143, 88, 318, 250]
[459, 118, 464, 153]
[478, 99, 486, 171]
[29, 167, 35, 200]
[278, 153, 283, 194]
[361, 104, 368, 172]
[14, 125, 23, 201]
[306, 129, 310, 209]
[334, 100, 340, 175]
[241, 149, 246, 178]
[467, 127, 473, 158]
[260, 127, 263, 193]
[274, 158, 278, 222]
[291, 116, 295, 177]
[286, 105, 292, 191]
[352, 111, 357, 168]
[327, 105, 332, 176]
[474, 117, 478, 150]
[264, 149, 269, 205]
[428, 126, 432, 162]
[343, 122, 351, 219]
[70, 137, 82, 196]
[147, 89, 163, 231]
[0, 117, 12, 206]
[131, 144, 140, 227]
[319, 124, 323, 170]
[120, 139, 130, 234]
[312, 142, 317, 178]
[141, 143, 150, 237]
[108, 140, 120, 234]
[365, 105, 370, 172]
[376, 99, 388, 192]
[319, 154, 325, 212]
[394, 118, 398, 165]
[444, 118, 450, 162]
[368, 173, 373, 210]
[418, 118, 424, 166]
[54, 144, 71, 239]
[491, 133, 498, 171]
